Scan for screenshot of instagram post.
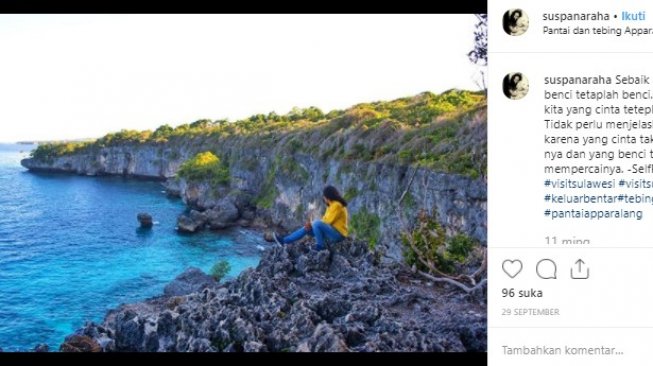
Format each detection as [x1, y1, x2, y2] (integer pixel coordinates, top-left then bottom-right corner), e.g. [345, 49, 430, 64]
[0, 9, 487, 363]
[490, 0, 653, 365]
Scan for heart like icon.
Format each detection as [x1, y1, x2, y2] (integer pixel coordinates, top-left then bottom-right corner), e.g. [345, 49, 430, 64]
[502, 259, 523, 279]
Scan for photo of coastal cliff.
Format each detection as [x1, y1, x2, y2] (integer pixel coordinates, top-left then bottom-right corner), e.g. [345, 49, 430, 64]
[0, 15, 487, 352]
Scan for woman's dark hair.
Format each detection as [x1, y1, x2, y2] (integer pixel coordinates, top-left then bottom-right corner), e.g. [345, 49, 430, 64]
[503, 9, 522, 34]
[502, 74, 512, 97]
[503, 73, 523, 97]
[502, 11, 511, 34]
[510, 73, 522, 87]
[511, 10, 522, 23]
[323, 185, 347, 207]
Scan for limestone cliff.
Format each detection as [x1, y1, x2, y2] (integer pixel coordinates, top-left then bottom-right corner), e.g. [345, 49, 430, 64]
[21, 91, 487, 261]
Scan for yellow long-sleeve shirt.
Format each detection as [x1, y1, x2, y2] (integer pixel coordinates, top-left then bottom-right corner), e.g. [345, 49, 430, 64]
[321, 200, 348, 237]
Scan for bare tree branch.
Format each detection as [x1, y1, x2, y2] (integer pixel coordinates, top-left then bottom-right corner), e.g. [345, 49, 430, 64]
[471, 249, 488, 280]
[418, 270, 487, 294]
[398, 167, 419, 207]
[405, 233, 461, 280]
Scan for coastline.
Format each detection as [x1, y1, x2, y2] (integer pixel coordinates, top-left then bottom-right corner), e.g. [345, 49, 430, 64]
[20, 165, 168, 182]
[16, 91, 488, 352]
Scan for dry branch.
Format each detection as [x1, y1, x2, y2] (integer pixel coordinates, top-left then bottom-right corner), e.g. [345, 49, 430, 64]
[418, 270, 487, 294]
[395, 166, 487, 292]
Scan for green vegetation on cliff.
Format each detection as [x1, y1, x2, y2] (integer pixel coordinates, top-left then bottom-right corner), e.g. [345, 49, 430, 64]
[350, 208, 381, 250]
[30, 89, 486, 178]
[256, 161, 279, 209]
[402, 211, 476, 274]
[177, 152, 230, 185]
[210, 260, 231, 282]
[30, 142, 92, 163]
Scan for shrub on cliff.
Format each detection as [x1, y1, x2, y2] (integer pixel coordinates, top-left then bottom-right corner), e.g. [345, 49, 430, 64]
[30, 142, 90, 162]
[177, 151, 230, 185]
[210, 260, 231, 281]
[288, 106, 324, 122]
[151, 124, 174, 142]
[350, 208, 381, 250]
[401, 210, 475, 275]
[96, 129, 151, 146]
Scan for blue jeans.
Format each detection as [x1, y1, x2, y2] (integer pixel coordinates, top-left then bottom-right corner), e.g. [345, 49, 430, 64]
[282, 220, 345, 250]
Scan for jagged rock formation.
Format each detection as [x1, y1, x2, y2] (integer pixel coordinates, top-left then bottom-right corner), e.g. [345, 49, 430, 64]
[162, 268, 218, 297]
[63, 240, 486, 352]
[59, 336, 102, 352]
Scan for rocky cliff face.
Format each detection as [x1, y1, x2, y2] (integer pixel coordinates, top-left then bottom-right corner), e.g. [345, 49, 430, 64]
[63, 240, 486, 352]
[21, 143, 185, 178]
[22, 135, 486, 261]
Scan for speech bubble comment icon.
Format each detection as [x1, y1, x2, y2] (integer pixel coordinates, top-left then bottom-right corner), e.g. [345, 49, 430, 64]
[536, 259, 557, 279]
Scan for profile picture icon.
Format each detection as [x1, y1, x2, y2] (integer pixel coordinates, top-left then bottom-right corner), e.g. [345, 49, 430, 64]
[503, 9, 529, 36]
[502, 73, 529, 100]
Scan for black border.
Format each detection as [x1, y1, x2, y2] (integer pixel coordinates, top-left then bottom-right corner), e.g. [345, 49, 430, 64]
[0, 4, 487, 365]
[0, 1, 486, 14]
[0, 352, 487, 364]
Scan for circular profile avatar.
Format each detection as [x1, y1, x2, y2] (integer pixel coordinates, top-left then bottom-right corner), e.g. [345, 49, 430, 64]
[502, 72, 529, 100]
[503, 9, 529, 36]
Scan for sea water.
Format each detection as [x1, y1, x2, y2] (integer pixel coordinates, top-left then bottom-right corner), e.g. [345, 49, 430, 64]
[0, 143, 261, 351]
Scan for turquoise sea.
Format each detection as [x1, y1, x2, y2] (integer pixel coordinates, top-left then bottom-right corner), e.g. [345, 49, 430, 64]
[0, 143, 261, 351]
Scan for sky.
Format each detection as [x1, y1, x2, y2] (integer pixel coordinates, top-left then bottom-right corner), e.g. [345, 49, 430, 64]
[0, 15, 482, 142]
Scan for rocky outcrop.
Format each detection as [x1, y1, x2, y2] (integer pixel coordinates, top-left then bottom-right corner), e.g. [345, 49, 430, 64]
[34, 343, 49, 352]
[176, 210, 207, 233]
[205, 200, 240, 230]
[163, 267, 218, 297]
[137, 213, 153, 228]
[60, 335, 102, 352]
[20, 143, 183, 178]
[64, 239, 486, 352]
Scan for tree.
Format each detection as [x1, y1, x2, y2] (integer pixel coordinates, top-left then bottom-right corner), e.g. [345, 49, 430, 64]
[302, 106, 324, 122]
[177, 151, 230, 185]
[468, 14, 488, 91]
[151, 124, 173, 142]
[266, 111, 281, 122]
[396, 171, 487, 294]
[248, 114, 266, 123]
[153, 124, 173, 137]
[288, 106, 324, 122]
[288, 107, 304, 121]
[210, 260, 231, 281]
[190, 119, 213, 129]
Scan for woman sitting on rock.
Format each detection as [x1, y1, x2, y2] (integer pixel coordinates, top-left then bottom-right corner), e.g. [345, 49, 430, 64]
[273, 185, 348, 250]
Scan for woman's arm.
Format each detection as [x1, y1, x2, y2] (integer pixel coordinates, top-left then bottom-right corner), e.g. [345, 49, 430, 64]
[321, 203, 341, 225]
